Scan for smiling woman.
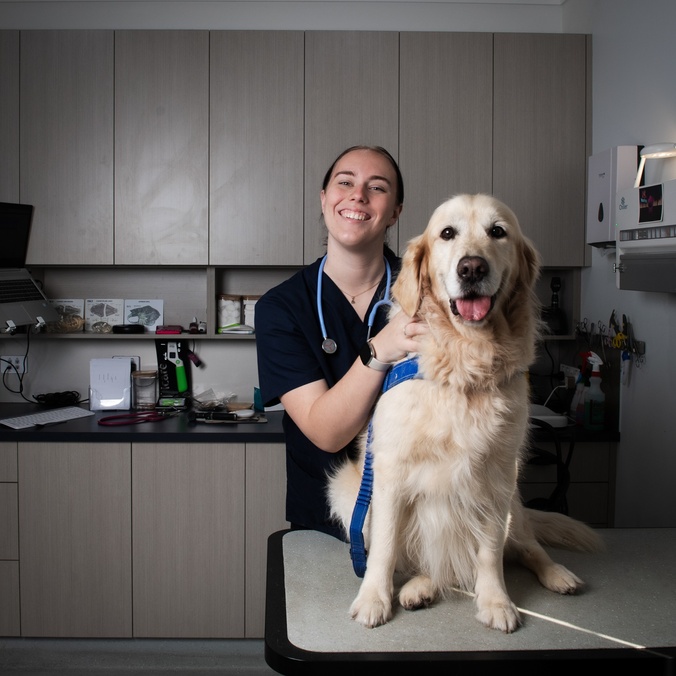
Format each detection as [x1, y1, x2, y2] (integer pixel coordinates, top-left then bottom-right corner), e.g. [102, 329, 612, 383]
[254, 145, 428, 538]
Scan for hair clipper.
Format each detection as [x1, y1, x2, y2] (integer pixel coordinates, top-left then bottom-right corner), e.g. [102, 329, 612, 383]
[167, 341, 188, 393]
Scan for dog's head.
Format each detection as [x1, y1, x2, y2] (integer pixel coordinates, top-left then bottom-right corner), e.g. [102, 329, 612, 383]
[394, 194, 541, 332]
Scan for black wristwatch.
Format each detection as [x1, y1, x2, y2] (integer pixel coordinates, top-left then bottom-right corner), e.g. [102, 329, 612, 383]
[359, 339, 391, 372]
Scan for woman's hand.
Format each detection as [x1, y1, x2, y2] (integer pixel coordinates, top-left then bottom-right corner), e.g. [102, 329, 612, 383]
[368, 310, 427, 365]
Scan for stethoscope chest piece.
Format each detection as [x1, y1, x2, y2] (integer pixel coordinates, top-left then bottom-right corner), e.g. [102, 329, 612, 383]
[322, 338, 337, 354]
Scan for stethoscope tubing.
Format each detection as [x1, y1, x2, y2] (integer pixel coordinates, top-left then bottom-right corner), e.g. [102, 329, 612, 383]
[317, 254, 392, 353]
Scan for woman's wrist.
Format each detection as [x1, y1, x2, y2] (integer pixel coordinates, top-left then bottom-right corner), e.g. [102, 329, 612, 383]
[359, 339, 392, 371]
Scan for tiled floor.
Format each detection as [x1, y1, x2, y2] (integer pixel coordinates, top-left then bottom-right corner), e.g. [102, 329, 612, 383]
[0, 639, 278, 675]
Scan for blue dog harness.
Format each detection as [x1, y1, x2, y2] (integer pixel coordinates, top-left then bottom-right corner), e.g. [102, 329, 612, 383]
[349, 356, 421, 577]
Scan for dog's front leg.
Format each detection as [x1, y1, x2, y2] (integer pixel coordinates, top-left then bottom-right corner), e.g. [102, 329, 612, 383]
[349, 477, 401, 628]
[473, 520, 521, 633]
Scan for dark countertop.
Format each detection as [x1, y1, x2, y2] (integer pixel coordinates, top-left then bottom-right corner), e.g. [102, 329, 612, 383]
[0, 403, 285, 443]
[0, 403, 617, 446]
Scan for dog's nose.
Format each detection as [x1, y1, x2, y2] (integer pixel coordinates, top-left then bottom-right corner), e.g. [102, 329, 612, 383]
[457, 256, 489, 283]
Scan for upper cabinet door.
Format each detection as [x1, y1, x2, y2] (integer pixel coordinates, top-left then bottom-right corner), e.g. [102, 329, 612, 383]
[209, 31, 304, 266]
[399, 33, 493, 249]
[21, 31, 114, 265]
[0, 31, 20, 203]
[493, 34, 588, 267]
[304, 32, 400, 263]
[115, 31, 209, 266]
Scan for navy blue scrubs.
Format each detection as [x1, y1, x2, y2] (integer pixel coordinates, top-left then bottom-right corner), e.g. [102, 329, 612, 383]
[255, 247, 400, 539]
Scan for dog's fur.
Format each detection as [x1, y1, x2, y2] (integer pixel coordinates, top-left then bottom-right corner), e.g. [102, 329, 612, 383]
[328, 194, 603, 633]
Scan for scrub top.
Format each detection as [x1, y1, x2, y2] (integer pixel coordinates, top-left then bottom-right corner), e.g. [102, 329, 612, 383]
[255, 247, 400, 539]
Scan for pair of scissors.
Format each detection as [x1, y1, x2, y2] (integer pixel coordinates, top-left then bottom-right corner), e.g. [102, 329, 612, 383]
[609, 310, 628, 349]
[98, 410, 170, 426]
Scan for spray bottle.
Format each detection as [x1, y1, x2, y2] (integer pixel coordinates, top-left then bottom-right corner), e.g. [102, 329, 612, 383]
[583, 352, 605, 431]
[570, 351, 590, 425]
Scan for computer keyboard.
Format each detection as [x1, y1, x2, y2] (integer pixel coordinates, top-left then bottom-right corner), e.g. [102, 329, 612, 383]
[0, 278, 44, 303]
[0, 406, 95, 430]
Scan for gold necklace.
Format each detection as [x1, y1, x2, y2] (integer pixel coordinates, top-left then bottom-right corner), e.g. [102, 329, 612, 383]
[340, 279, 381, 304]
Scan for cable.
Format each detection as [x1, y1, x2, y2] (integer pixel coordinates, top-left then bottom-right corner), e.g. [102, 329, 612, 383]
[33, 391, 83, 407]
[1, 359, 34, 403]
[0, 329, 34, 402]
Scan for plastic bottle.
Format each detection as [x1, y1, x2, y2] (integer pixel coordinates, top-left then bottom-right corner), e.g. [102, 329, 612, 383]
[569, 373, 586, 423]
[584, 352, 605, 431]
[571, 351, 591, 426]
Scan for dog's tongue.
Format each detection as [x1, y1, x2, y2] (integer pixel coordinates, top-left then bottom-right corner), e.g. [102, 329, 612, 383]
[455, 296, 492, 321]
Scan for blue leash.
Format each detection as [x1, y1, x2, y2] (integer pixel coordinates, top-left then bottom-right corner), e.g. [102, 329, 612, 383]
[349, 356, 420, 577]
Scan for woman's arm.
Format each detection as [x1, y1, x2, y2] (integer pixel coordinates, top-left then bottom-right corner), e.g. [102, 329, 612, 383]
[281, 311, 425, 452]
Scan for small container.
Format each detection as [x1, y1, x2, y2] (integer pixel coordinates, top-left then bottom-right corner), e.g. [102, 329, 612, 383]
[218, 294, 242, 330]
[132, 370, 159, 410]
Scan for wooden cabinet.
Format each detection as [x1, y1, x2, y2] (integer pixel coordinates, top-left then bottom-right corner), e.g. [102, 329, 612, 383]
[21, 30, 115, 265]
[0, 31, 20, 202]
[493, 34, 589, 266]
[114, 31, 209, 265]
[132, 443, 246, 638]
[11, 29, 589, 292]
[245, 442, 287, 637]
[519, 440, 616, 527]
[10, 439, 285, 639]
[17, 442, 132, 637]
[399, 32, 493, 248]
[303, 32, 400, 262]
[209, 31, 304, 266]
[0, 442, 19, 636]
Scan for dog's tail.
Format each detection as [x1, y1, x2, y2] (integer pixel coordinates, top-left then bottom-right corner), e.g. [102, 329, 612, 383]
[526, 507, 605, 552]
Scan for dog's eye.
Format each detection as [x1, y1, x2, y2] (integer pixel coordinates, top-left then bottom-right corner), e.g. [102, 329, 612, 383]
[490, 224, 507, 239]
[440, 227, 456, 240]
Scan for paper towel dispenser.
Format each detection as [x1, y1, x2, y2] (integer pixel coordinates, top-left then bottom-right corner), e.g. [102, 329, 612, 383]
[614, 180, 676, 293]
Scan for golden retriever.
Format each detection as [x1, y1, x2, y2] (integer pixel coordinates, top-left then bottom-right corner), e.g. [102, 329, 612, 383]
[328, 193, 602, 633]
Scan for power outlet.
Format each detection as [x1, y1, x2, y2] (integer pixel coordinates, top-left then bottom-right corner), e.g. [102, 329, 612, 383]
[559, 364, 579, 388]
[1, 355, 26, 374]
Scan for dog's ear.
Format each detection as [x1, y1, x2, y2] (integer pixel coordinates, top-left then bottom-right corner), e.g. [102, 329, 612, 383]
[517, 236, 541, 291]
[392, 234, 428, 316]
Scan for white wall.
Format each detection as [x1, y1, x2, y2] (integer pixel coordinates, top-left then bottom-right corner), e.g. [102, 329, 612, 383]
[586, 0, 676, 527]
[2, 0, 674, 526]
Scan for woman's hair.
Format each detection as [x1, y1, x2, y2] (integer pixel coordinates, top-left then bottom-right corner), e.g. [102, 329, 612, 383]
[321, 145, 404, 206]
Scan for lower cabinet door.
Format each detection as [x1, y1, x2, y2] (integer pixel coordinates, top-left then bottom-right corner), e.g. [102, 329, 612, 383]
[132, 443, 246, 637]
[18, 442, 132, 637]
[0, 561, 20, 636]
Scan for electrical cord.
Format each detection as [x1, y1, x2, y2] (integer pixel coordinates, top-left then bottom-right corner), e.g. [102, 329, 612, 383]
[1, 332, 85, 406]
[1, 357, 34, 403]
[33, 391, 83, 407]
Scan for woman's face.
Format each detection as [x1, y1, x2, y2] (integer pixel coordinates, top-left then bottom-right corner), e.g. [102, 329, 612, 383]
[320, 149, 402, 250]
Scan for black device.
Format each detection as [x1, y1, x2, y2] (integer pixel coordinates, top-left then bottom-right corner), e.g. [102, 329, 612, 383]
[541, 276, 567, 335]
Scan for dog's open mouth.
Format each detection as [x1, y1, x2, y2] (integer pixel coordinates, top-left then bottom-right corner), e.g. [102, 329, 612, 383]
[450, 295, 495, 322]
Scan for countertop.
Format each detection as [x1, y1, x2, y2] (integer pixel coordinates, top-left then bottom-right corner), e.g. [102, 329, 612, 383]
[0, 403, 285, 443]
[0, 402, 617, 446]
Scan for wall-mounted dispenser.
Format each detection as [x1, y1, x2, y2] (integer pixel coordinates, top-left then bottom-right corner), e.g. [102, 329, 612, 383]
[614, 179, 676, 293]
[586, 145, 640, 247]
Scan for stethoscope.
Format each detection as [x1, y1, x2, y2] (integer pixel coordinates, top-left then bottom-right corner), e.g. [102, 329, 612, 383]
[317, 254, 392, 354]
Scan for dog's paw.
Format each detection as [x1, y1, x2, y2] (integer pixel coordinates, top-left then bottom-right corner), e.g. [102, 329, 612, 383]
[399, 575, 437, 611]
[475, 599, 522, 633]
[538, 563, 584, 594]
[350, 588, 393, 628]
